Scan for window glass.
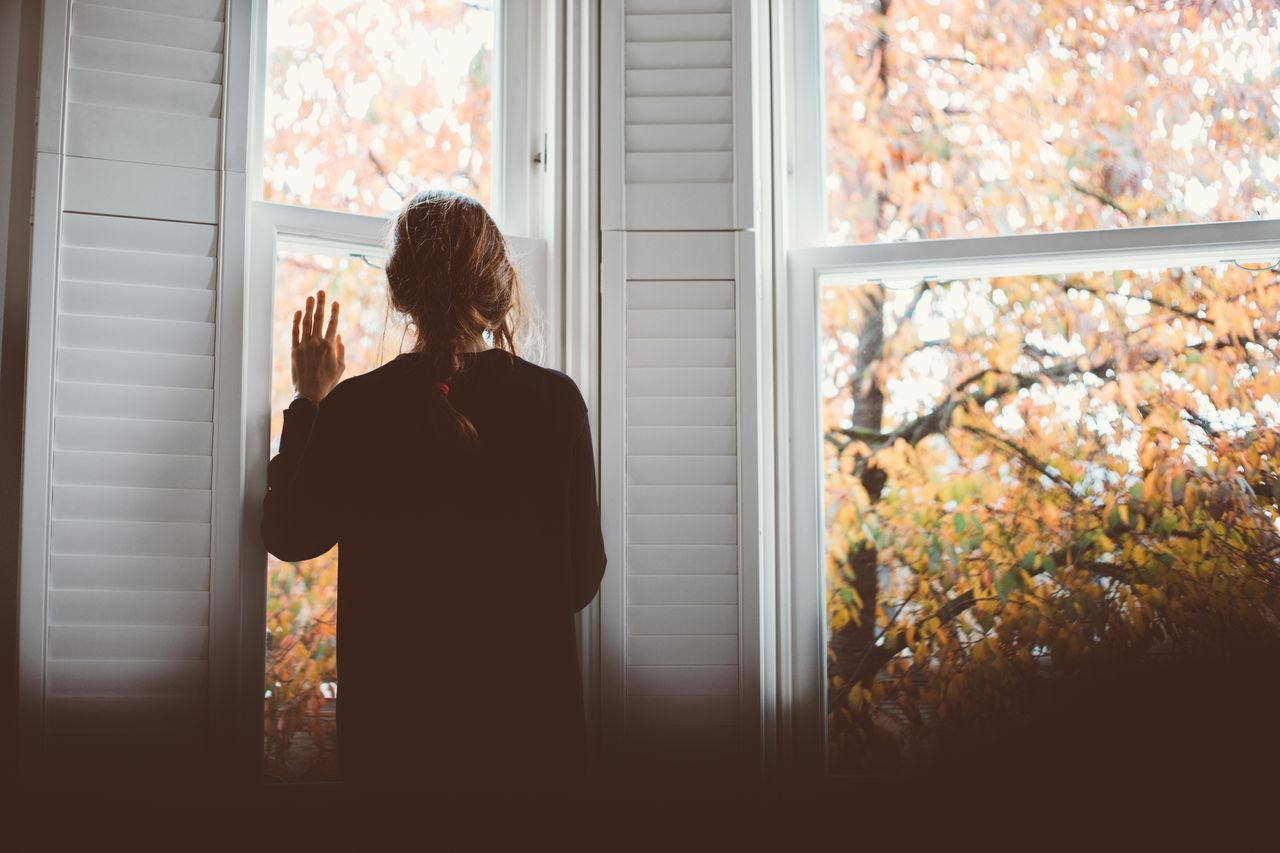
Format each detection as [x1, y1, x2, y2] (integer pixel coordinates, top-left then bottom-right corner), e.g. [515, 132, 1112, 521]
[264, 249, 406, 781]
[262, 0, 495, 215]
[821, 0, 1280, 244]
[819, 260, 1280, 773]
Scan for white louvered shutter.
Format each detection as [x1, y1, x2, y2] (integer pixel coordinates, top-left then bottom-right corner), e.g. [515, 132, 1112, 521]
[599, 0, 759, 781]
[20, 0, 248, 776]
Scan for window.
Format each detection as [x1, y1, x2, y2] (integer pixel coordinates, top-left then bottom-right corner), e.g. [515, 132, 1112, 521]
[779, 0, 1280, 778]
[262, 0, 496, 215]
[247, 0, 550, 782]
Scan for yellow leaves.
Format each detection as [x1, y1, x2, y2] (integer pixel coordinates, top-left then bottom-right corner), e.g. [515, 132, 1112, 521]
[1139, 441, 1158, 470]
[848, 684, 873, 713]
[988, 333, 1022, 371]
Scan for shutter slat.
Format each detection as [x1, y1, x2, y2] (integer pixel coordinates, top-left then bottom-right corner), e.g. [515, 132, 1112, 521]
[625, 123, 733, 153]
[627, 634, 737, 666]
[49, 626, 209, 661]
[627, 281, 734, 309]
[50, 590, 209, 626]
[72, 2, 226, 52]
[626, 309, 735, 338]
[626, 185, 734, 229]
[53, 484, 212, 523]
[88, 0, 226, 23]
[626, 232, 736, 279]
[70, 35, 223, 84]
[68, 67, 222, 118]
[627, 694, 739, 727]
[627, 425, 736, 456]
[66, 102, 221, 170]
[46, 660, 207, 696]
[626, 545, 738, 574]
[63, 156, 220, 223]
[51, 519, 211, 558]
[55, 381, 214, 421]
[627, 367, 736, 397]
[60, 247, 216, 289]
[628, 575, 737, 606]
[627, 338, 736, 368]
[627, 605, 738, 635]
[626, 484, 737, 515]
[46, 694, 206, 733]
[626, 455, 737, 486]
[625, 13, 731, 42]
[626, 514, 737, 545]
[626, 95, 732, 125]
[60, 280, 216, 324]
[625, 151, 732, 184]
[49, 554, 211, 592]
[627, 665, 738, 696]
[627, 0, 731, 13]
[54, 415, 213, 455]
[626, 396, 735, 427]
[625, 40, 732, 70]
[62, 212, 217, 255]
[54, 450, 212, 490]
[625, 68, 732, 97]
[58, 315, 217, 357]
[57, 348, 215, 389]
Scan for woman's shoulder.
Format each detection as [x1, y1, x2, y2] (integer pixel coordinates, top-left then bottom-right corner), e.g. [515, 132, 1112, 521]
[496, 352, 588, 416]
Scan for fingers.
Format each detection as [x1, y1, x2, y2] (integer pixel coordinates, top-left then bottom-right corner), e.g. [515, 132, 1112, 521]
[336, 335, 346, 370]
[301, 295, 314, 341]
[292, 310, 302, 348]
[311, 290, 326, 338]
[324, 299, 340, 343]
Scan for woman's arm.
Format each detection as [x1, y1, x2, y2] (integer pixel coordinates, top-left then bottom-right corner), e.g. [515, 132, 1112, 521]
[260, 290, 347, 562]
[569, 408, 607, 612]
[260, 393, 345, 562]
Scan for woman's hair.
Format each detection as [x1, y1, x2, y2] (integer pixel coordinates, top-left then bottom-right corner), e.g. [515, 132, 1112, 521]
[384, 189, 525, 445]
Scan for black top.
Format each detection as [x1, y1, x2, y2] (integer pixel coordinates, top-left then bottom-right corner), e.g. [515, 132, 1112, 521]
[260, 348, 607, 793]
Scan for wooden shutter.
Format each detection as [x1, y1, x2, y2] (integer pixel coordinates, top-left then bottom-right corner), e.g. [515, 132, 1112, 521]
[599, 0, 759, 782]
[20, 0, 249, 776]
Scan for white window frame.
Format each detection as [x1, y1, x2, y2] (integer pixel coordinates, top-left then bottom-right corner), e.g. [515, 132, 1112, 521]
[772, 0, 1280, 783]
[227, 0, 572, 783]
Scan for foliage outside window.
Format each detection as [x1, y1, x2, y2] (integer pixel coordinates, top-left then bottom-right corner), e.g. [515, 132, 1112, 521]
[821, 0, 1279, 244]
[262, 0, 494, 215]
[817, 0, 1280, 773]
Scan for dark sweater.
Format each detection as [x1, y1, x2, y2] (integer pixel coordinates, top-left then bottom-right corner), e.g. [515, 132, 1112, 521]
[260, 348, 606, 793]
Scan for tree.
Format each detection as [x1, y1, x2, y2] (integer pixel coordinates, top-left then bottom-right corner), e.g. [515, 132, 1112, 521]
[820, 0, 1280, 771]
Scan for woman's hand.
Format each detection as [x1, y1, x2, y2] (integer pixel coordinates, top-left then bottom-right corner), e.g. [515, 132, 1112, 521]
[291, 290, 345, 403]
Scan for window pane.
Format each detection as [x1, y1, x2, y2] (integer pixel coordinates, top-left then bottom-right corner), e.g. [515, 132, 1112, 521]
[819, 261, 1280, 773]
[264, 250, 406, 782]
[263, 0, 494, 215]
[821, 0, 1280, 243]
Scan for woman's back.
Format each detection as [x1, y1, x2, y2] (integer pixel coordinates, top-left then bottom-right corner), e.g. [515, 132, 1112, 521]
[262, 348, 606, 794]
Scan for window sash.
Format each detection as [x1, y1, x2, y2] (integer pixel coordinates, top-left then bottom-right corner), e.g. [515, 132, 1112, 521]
[772, 0, 1280, 781]
[777, 217, 1280, 781]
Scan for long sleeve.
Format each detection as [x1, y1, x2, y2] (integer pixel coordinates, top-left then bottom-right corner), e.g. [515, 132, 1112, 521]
[260, 392, 344, 562]
[569, 409, 607, 612]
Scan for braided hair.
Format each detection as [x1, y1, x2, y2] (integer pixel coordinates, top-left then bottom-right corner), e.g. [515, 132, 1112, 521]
[384, 190, 526, 445]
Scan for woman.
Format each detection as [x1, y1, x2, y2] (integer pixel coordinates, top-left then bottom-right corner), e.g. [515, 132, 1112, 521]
[260, 190, 607, 800]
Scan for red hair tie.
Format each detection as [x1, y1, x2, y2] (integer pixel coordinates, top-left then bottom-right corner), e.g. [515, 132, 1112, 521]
[432, 382, 450, 397]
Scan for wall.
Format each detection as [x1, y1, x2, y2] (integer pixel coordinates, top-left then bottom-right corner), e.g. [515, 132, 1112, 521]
[0, 0, 44, 787]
